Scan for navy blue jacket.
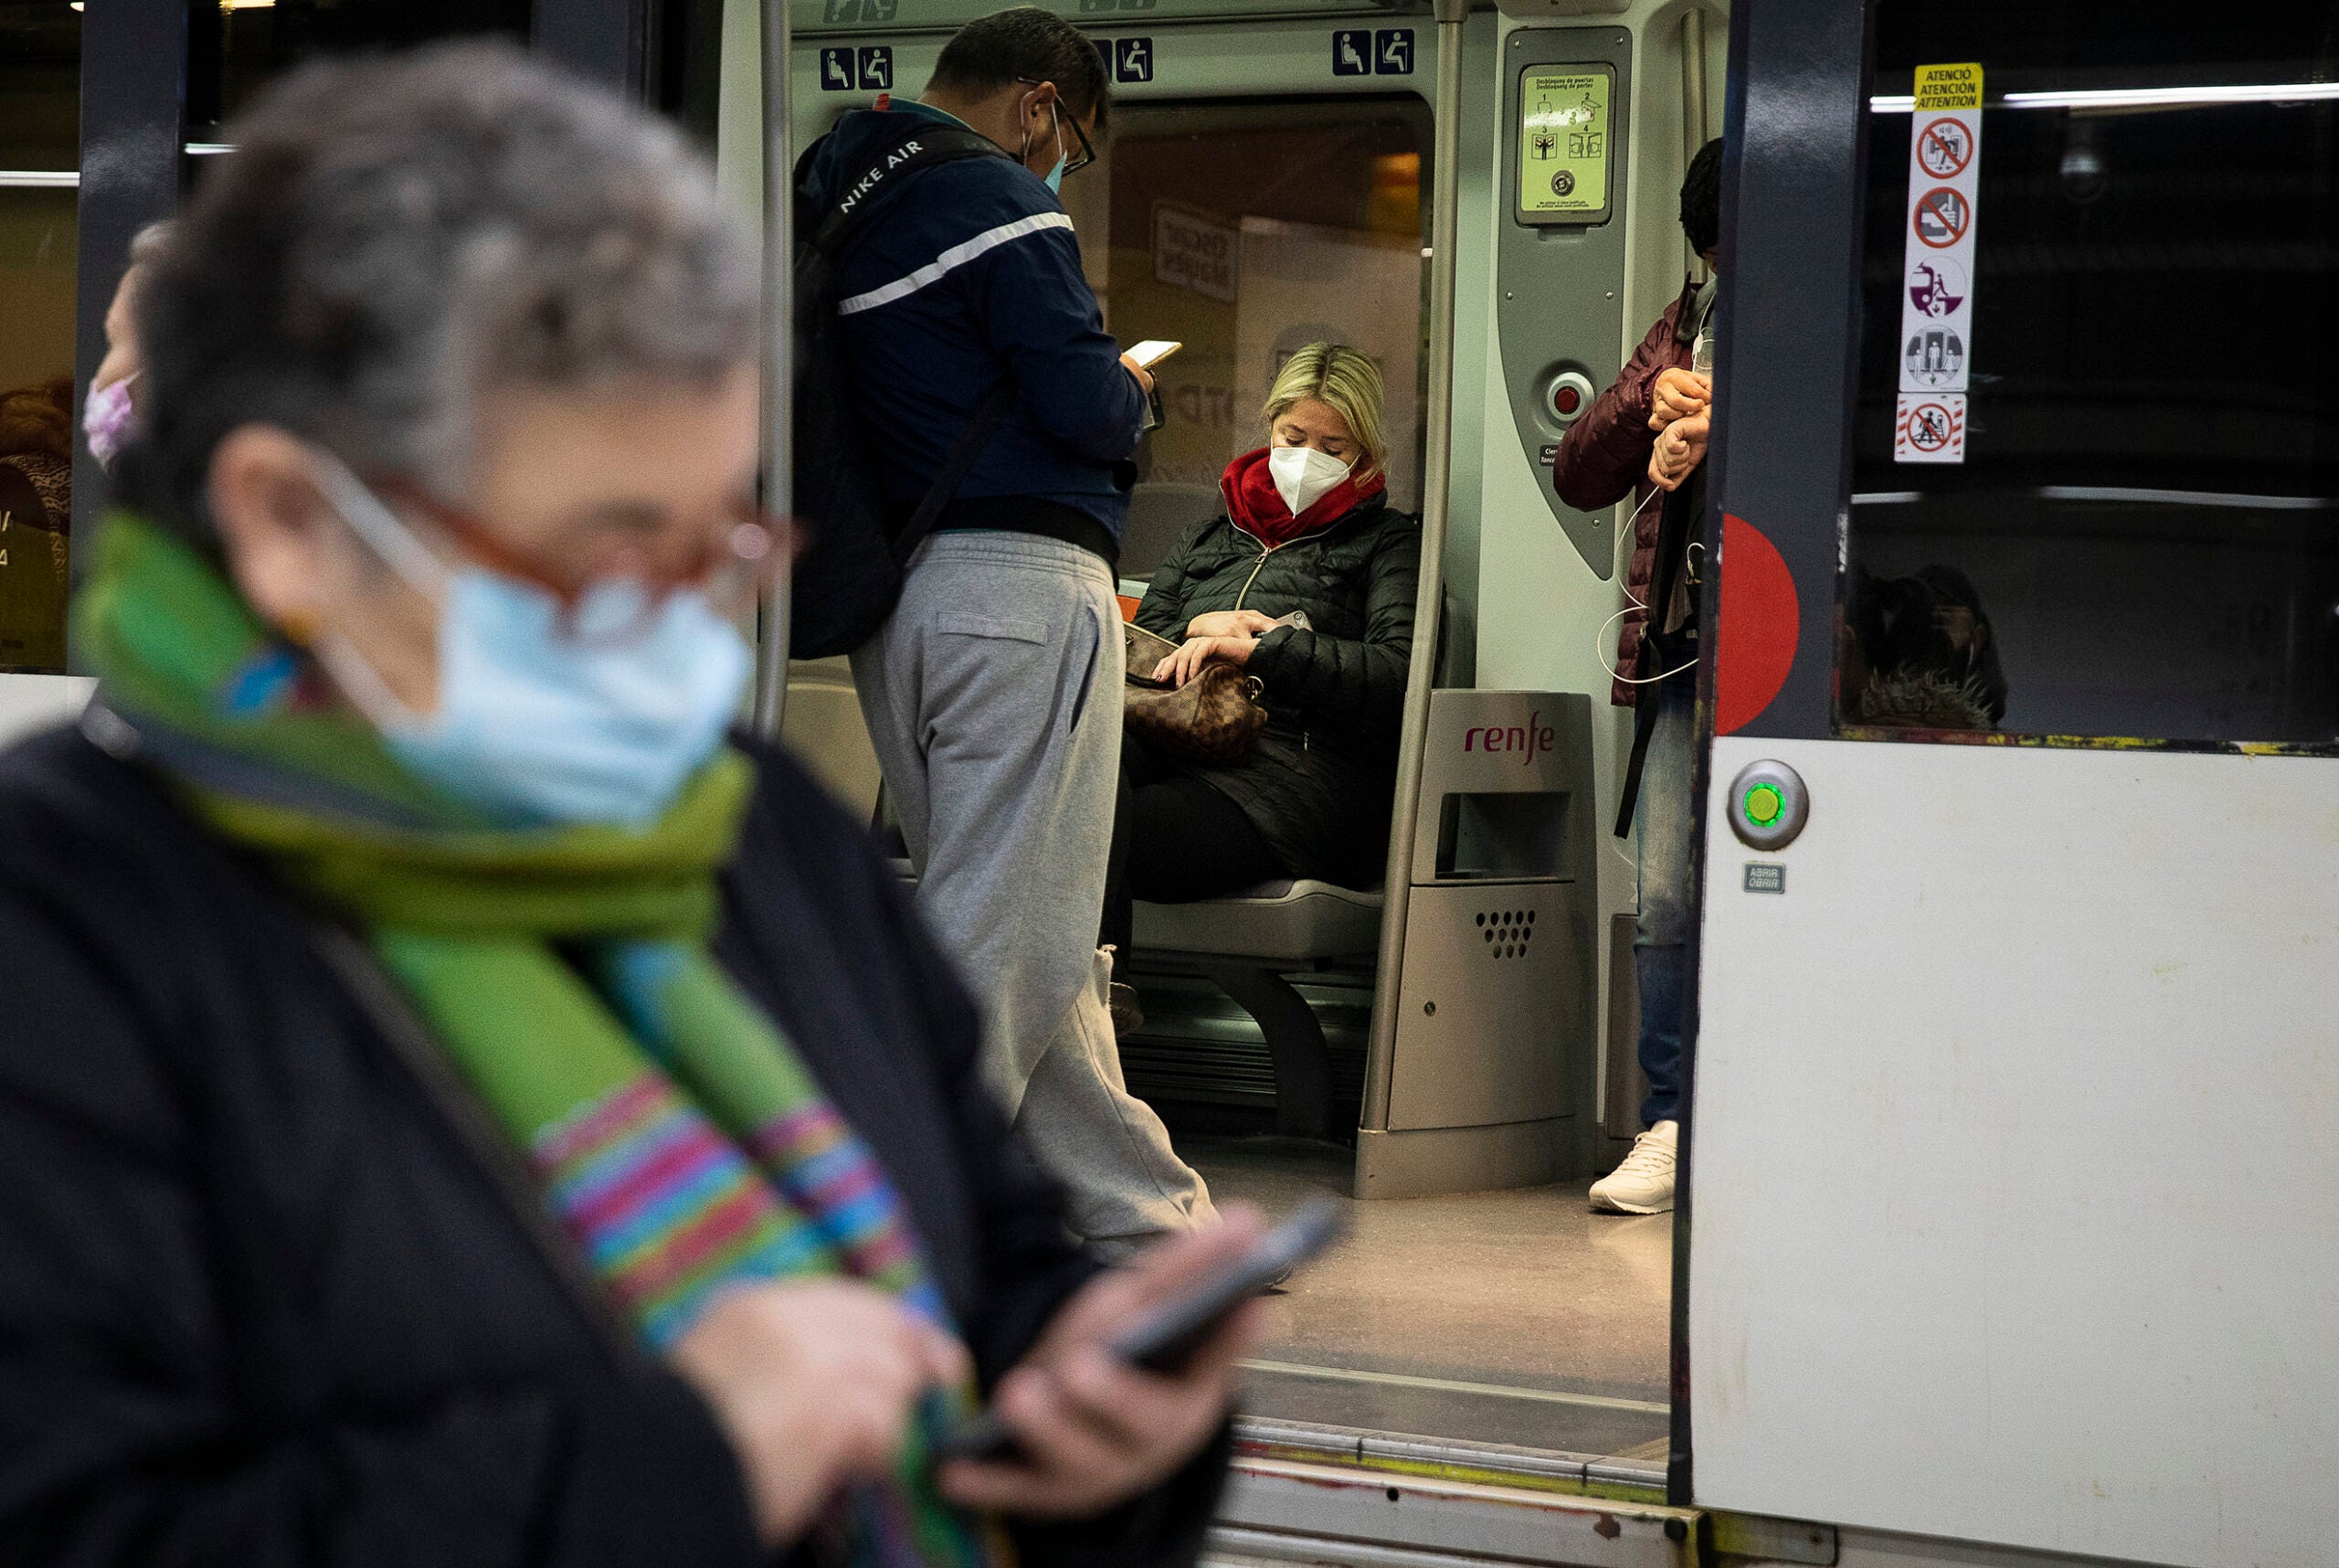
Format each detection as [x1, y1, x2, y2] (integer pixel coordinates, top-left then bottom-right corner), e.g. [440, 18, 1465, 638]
[803, 105, 1145, 548]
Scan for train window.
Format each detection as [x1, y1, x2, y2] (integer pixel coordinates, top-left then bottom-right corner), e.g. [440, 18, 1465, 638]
[0, 2, 80, 674]
[184, 0, 530, 149]
[1838, 3, 2339, 746]
[1068, 98, 1432, 578]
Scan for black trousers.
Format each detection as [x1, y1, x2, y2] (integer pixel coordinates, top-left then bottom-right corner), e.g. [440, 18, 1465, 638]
[1099, 730, 1287, 958]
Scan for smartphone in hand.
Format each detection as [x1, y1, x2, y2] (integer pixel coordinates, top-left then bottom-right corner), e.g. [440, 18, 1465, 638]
[931, 1202, 1344, 1466]
[1126, 339, 1183, 370]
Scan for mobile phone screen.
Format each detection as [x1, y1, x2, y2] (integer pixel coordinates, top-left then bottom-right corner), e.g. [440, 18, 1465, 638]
[1127, 339, 1183, 369]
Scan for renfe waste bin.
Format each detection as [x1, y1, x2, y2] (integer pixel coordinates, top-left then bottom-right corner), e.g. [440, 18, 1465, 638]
[1357, 688, 1598, 1199]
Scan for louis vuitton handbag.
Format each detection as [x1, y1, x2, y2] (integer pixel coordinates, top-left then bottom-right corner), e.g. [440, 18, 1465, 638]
[1122, 620, 1268, 766]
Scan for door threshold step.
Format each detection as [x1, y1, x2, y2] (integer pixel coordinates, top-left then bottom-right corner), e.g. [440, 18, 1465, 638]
[1236, 1416, 1669, 1498]
[1217, 1457, 1698, 1568]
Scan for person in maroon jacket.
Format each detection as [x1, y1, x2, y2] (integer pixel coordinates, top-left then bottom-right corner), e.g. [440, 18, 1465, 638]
[1551, 138, 1721, 1214]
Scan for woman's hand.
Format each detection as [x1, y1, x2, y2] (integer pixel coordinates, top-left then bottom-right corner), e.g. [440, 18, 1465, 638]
[1647, 411, 1711, 493]
[1648, 367, 1711, 431]
[937, 1206, 1269, 1520]
[670, 1279, 969, 1548]
[1184, 609, 1279, 641]
[1152, 635, 1254, 688]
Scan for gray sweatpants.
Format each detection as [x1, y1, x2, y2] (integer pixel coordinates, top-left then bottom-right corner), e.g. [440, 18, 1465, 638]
[852, 531, 1214, 1250]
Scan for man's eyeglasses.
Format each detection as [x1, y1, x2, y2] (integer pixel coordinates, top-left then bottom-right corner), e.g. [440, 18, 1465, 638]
[1015, 78, 1095, 179]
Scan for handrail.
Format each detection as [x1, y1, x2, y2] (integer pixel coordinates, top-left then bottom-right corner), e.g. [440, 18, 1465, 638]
[753, 0, 797, 738]
[1680, 5, 1709, 276]
[1359, 0, 1468, 1138]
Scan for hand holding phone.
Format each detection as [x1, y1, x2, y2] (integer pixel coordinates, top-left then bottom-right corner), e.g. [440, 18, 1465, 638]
[932, 1202, 1339, 1468]
[1125, 339, 1183, 370]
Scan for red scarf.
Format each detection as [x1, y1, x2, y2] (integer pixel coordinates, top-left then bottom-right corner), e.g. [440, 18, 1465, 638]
[1219, 446, 1385, 549]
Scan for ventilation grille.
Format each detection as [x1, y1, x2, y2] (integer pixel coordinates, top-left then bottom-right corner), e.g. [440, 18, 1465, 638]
[1475, 906, 1538, 961]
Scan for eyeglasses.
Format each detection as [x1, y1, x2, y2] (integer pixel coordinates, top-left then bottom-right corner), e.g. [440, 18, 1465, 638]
[361, 471, 782, 646]
[1015, 78, 1095, 179]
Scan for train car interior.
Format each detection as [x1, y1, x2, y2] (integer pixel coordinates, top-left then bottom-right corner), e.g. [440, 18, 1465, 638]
[748, 0, 1729, 1478]
[14, 0, 2339, 1559]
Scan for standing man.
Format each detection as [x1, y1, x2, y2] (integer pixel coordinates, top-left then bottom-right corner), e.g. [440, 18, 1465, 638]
[1550, 137, 1723, 1214]
[807, 7, 1214, 1256]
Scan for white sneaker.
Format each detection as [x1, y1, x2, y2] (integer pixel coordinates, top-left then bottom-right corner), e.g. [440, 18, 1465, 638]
[1590, 1120, 1678, 1214]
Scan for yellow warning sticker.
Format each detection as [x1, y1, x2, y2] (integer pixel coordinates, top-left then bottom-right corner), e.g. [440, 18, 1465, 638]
[1914, 61, 1983, 111]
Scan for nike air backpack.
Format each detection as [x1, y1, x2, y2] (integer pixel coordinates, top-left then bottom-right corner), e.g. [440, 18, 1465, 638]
[788, 122, 1017, 659]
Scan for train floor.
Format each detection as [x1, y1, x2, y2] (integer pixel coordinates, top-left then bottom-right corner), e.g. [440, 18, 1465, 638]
[1185, 1136, 1673, 1465]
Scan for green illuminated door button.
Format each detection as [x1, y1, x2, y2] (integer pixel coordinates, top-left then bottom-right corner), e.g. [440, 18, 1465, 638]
[1726, 759, 1808, 850]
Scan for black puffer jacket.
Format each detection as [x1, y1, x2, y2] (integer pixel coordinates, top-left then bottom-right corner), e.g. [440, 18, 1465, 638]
[1136, 492, 1420, 887]
[0, 726, 1229, 1568]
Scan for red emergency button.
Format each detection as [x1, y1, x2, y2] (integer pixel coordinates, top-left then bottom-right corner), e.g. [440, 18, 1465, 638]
[1545, 369, 1596, 426]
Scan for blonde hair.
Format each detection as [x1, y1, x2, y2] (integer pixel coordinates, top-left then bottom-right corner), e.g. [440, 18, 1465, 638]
[1262, 344, 1387, 478]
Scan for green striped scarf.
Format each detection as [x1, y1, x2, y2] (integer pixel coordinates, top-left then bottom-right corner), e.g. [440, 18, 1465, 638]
[76, 513, 1003, 1568]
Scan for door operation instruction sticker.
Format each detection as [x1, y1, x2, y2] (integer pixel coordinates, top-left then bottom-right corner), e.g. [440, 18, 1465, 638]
[1895, 62, 1983, 464]
[1517, 67, 1614, 224]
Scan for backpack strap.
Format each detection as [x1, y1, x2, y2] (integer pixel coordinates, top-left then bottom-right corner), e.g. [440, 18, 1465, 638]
[793, 117, 1022, 561]
[893, 382, 1017, 567]
[798, 120, 1011, 260]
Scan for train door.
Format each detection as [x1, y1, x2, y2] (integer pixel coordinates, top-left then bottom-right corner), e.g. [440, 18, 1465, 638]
[1689, 3, 2339, 1563]
[759, 0, 1720, 1488]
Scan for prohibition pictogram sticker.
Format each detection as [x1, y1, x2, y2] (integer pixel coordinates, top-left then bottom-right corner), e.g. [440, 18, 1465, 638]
[1898, 63, 1983, 439]
[1912, 185, 1971, 249]
[1916, 116, 1973, 179]
[1895, 392, 1965, 462]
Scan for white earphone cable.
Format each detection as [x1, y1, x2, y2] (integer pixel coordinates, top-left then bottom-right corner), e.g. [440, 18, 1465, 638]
[1595, 483, 1700, 686]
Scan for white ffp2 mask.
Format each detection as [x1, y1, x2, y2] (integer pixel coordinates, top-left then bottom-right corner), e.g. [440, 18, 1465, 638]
[1267, 445, 1352, 517]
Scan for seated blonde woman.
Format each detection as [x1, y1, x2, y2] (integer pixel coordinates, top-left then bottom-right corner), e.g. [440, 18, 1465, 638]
[1101, 344, 1421, 993]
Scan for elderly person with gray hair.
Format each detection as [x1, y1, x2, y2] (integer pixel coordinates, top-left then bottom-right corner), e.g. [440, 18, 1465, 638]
[0, 42, 1256, 1568]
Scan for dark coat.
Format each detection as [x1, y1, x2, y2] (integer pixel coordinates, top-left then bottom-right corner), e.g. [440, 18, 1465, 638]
[0, 725, 1227, 1568]
[1550, 280, 1699, 707]
[1135, 493, 1420, 887]
[801, 107, 1146, 540]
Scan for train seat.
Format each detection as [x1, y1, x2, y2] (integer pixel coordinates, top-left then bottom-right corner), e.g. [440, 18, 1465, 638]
[1131, 879, 1382, 1141]
[1132, 878, 1381, 963]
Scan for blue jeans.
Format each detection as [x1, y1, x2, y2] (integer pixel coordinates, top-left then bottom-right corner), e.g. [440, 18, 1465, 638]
[1632, 673, 1696, 1128]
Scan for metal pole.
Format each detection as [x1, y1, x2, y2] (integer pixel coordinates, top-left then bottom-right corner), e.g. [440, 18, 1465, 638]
[1681, 6, 1709, 278]
[1360, 0, 1468, 1137]
[752, 0, 796, 738]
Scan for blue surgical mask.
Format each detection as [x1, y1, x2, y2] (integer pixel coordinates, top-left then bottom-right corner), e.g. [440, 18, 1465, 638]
[311, 455, 751, 829]
[1023, 100, 1068, 195]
